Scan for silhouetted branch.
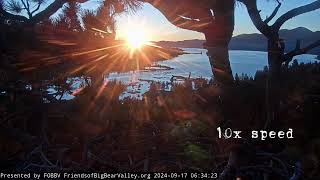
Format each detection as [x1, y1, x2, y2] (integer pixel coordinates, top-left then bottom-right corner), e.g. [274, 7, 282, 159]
[239, 0, 273, 37]
[20, 0, 32, 18]
[1, 0, 89, 24]
[25, 0, 30, 10]
[31, 1, 42, 15]
[0, 5, 28, 21]
[34, 0, 89, 22]
[273, 0, 320, 31]
[283, 40, 320, 64]
[31, 0, 69, 24]
[264, 0, 281, 24]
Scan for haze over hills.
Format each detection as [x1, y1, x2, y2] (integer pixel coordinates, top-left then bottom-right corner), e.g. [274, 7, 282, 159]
[155, 27, 320, 55]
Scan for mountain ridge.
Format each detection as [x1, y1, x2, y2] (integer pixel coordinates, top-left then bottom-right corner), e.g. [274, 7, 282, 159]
[155, 27, 320, 55]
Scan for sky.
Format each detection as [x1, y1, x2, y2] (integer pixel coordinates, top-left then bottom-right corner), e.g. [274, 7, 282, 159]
[66, 0, 319, 41]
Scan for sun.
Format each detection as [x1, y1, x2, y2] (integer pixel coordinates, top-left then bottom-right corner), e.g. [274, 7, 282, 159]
[125, 28, 150, 49]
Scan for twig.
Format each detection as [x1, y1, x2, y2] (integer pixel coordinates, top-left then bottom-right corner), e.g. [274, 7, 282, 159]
[264, 0, 282, 24]
[273, 0, 320, 31]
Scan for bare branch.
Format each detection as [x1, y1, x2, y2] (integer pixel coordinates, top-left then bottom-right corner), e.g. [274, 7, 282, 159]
[26, 0, 29, 10]
[273, 0, 320, 31]
[283, 40, 320, 64]
[20, 0, 32, 18]
[20, 0, 27, 10]
[30, 1, 42, 15]
[239, 0, 274, 37]
[264, 0, 281, 24]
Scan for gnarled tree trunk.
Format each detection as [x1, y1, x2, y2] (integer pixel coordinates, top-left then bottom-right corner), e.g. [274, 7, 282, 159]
[204, 0, 235, 85]
[268, 37, 285, 78]
[206, 46, 233, 85]
[143, 0, 235, 85]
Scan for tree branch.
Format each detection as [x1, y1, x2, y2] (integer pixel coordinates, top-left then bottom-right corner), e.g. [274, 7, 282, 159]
[31, 1, 42, 15]
[20, 0, 27, 10]
[142, 0, 213, 32]
[0, 6, 28, 21]
[273, 0, 320, 31]
[239, 0, 274, 37]
[283, 40, 320, 64]
[2, 0, 89, 24]
[20, 0, 32, 18]
[26, 0, 30, 10]
[30, 0, 89, 24]
[30, 0, 67, 24]
[264, 0, 281, 24]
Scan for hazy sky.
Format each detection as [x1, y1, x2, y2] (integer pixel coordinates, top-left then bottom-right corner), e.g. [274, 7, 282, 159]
[81, 0, 320, 41]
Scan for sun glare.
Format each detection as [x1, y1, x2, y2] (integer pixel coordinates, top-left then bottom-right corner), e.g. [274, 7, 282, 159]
[126, 28, 150, 49]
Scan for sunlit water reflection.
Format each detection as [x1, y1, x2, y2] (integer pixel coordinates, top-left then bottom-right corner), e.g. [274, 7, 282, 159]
[49, 48, 318, 100]
[107, 48, 318, 100]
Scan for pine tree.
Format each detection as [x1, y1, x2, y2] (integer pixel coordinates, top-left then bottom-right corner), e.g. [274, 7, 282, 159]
[58, 2, 82, 32]
[81, 1, 124, 40]
[234, 73, 240, 84]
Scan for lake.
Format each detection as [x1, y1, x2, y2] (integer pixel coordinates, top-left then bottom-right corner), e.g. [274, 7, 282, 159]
[51, 48, 318, 100]
[106, 48, 319, 100]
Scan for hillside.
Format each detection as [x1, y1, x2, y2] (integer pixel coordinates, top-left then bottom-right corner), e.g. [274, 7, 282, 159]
[155, 27, 320, 55]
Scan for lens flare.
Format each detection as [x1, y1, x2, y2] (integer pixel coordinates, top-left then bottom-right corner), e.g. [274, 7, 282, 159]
[126, 28, 150, 49]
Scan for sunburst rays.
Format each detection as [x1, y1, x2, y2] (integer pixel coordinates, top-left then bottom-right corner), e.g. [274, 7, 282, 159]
[17, 24, 184, 121]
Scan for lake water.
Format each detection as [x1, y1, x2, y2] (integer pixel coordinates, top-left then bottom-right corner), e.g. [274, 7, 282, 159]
[50, 48, 318, 100]
[106, 48, 319, 100]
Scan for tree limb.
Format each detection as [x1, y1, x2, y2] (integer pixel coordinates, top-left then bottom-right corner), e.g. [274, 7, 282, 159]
[30, 0, 88, 24]
[239, 0, 274, 37]
[26, 0, 30, 10]
[273, 0, 320, 31]
[26, 0, 31, 16]
[20, 0, 32, 18]
[264, 0, 281, 24]
[30, 0, 67, 24]
[0, 6, 28, 21]
[142, 0, 213, 32]
[283, 40, 320, 64]
[1, 0, 70, 23]
[20, 0, 28, 10]
[31, 1, 42, 15]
